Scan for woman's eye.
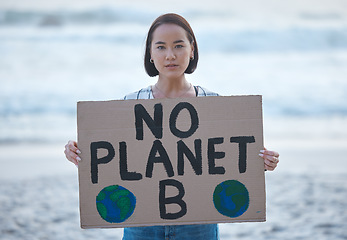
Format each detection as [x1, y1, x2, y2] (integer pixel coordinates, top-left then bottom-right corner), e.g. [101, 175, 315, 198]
[175, 45, 184, 48]
[157, 46, 165, 50]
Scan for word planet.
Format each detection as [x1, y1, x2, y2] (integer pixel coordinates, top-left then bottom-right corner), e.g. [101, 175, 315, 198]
[96, 185, 136, 223]
[213, 180, 249, 218]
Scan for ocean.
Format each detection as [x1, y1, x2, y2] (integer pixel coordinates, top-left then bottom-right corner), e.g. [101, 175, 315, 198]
[1, 0, 347, 239]
[1, 0, 347, 145]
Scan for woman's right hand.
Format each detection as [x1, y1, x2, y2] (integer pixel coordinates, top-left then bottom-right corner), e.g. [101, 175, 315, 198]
[64, 140, 81, 167]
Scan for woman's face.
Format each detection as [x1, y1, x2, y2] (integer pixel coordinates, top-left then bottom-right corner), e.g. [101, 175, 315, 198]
[150, 23, 194, 80]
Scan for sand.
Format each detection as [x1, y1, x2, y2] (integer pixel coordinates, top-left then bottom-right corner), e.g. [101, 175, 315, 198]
[1, 143, 347, 240]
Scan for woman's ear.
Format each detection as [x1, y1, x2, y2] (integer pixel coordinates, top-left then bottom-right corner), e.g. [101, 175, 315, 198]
[190, 43, 195, 59]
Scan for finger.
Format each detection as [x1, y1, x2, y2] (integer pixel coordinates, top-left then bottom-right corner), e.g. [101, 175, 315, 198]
[64, 150, 76, 165]
[64, 141, 81, 165]
[69, 149, 81, 162]
[264, 157, 277, 168]
[264, 158, 277, 168]
[273, 156, 279, 163]
[272, 151, 280, 158]
[264, 162, 276, 171]
[260, 149, 279, 158]
[64, 144, 79, 159]
[68, 151, 81, 165]
[267, 155, 279, 164]
[67, 140, 81, 154]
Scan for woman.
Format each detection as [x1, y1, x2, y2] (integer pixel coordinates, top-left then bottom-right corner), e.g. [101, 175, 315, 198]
[65, 13, 279, 240]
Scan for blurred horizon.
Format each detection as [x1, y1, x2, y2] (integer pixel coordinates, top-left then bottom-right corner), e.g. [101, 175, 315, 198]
[1, 0, 347, 144]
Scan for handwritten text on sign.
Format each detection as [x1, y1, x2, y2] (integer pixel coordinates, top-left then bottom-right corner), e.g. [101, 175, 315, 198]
[77, 96, 266, 228]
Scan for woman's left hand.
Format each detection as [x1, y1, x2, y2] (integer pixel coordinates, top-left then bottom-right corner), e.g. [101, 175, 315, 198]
[259, 147, 279, 171]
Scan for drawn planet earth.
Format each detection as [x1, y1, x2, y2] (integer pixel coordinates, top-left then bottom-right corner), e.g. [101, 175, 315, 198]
[96, 185, 136, 223]
[213, 180, 249, 218]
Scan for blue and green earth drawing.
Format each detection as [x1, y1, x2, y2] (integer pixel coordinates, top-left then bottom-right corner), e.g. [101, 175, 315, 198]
[96, 185, 136, 223]
[213, 180, 249, 218]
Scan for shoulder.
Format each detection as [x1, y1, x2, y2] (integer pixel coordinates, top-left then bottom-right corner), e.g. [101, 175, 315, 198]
[195, 86, 219, 97]
[123, 86, 153, 100]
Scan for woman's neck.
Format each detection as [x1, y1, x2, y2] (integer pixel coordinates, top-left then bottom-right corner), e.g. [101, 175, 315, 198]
[153, 76, 195, 99]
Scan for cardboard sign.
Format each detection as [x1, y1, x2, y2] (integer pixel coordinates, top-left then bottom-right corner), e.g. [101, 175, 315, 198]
[77, 96, 265, 229]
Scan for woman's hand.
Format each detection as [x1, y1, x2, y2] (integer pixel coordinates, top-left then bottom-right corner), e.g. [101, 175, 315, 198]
[64, 140, 81, 167]
[259, 147, 279, 171]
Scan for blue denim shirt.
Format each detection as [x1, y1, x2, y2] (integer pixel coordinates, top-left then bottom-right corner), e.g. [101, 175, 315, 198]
[122, 86, 220, 240]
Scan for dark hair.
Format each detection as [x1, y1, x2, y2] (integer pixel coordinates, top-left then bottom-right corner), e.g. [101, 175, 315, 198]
[144, 13, 199, 77]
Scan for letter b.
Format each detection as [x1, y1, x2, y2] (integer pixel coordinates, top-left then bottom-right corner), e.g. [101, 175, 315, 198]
[159, 179, 187, 220]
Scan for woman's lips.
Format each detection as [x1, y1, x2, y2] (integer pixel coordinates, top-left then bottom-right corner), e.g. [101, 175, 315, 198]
[165, 64, 178, 68]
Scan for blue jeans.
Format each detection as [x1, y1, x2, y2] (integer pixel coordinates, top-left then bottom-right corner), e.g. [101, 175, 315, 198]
[123, 224, 219, 240]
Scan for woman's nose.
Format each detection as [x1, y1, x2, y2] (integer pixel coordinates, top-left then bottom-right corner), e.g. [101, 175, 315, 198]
[165, 48, 176, 60]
